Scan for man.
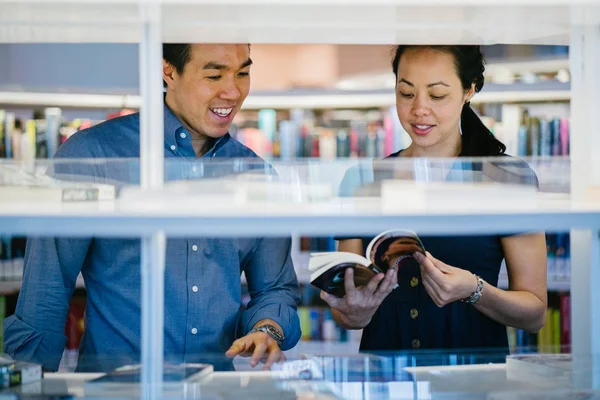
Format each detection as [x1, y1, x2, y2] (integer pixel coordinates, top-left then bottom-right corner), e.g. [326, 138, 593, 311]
[4, 44, 301, 372]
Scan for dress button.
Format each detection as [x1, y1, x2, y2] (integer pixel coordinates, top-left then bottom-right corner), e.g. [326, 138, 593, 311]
[192, 245, 198, 252]
[191, 328, 198, 335]
[170, 145, 176, 151]
[410, 308, 419, 319]
[410, 277, 419, 287]
[411, 339, 420, 349]
[180, 132, 186, 139]
[192, 285, 198, 293]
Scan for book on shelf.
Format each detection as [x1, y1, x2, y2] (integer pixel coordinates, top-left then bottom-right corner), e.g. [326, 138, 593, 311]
[308, 229, 425, 298]
[0, 165, 115, 203]
[0, 355, 43, 388]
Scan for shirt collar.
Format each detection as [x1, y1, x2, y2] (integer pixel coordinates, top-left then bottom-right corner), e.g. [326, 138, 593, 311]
[164, 102, 184, 147]
[163, 102, 231, 158]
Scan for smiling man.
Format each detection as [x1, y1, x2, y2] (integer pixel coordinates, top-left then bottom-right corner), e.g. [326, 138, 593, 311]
[4, 44, 301, 372]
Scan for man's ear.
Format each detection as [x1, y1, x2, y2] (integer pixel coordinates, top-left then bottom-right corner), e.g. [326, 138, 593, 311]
[163, 60, 176, 89]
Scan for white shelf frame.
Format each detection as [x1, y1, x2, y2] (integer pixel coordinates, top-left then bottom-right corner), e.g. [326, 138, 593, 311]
[1, 0, 599, 395]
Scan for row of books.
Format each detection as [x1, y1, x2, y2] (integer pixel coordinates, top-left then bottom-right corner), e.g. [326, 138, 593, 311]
[507, 293, 570, 354]
[0, 108, 129, 161]
[0, 236, 26, 282]
[516, 112, 570, 157]
[231, 107, 410, 160]
[231, 107, 571, 160]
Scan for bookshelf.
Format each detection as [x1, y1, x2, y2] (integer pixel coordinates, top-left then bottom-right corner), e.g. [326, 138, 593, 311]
[1, 0, 599, 395]
[0, 82, 571, 110]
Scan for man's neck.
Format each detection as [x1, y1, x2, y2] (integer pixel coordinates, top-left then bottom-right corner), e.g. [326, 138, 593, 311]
[164, 93, 211, 157]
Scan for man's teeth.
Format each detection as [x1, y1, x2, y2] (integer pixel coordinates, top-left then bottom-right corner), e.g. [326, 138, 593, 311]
[211, 108, 233, 117]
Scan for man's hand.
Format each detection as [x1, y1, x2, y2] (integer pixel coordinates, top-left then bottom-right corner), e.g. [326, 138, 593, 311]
[225, 320, 286, 371]
[320, 265, 397, 329]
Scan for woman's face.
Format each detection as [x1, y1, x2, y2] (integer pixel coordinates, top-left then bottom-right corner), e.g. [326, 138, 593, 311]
[395, 48, 474, 151]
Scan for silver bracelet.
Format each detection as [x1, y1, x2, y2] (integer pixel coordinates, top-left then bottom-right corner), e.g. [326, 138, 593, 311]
[461, 274, 484, 304]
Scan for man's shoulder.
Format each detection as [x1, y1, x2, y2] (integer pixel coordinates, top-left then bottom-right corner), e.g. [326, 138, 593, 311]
[55, 113, 140, 158]
[225, 136, 261, 159]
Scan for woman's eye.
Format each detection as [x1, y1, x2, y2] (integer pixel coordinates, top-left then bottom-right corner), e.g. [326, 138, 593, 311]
[399, 93, 413, 99]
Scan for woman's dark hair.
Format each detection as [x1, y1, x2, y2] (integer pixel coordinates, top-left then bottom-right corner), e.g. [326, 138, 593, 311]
[162, 44, 192, 88]
[391, 45, 506, 157]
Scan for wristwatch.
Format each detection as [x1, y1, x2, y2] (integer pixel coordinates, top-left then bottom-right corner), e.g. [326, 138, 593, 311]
[248, 324, 285, 348]
[461, 274, 484, 304]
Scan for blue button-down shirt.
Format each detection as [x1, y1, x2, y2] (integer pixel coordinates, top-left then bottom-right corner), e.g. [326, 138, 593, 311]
[4, 104, 301, 372]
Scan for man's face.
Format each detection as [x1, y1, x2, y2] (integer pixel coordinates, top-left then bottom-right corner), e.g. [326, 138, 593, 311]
[163, 44, 251, 139]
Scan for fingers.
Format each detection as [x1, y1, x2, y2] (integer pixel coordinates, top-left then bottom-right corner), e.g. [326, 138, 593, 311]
[421, 276, 444, 307]
[225, 338, 249, 359]
[343, 268, 357, 295]
[374, 266, 398, 298]
[320, 290, 343, 308]
[363, 271, 385, 295]
[249, 342, 268, 368]
[426, 252, 453, 273]
[262, 344, 284, 371]
[414, 252, 446, 283]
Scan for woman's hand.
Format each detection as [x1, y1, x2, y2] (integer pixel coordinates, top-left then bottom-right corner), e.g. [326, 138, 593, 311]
[320, 266, 397, 329]
[413, 251, 478, 307]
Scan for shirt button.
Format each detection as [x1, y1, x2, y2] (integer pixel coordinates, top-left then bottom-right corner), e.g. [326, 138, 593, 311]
[191, 328, 198, 335]
[192, 245, 198, 252]
[410, 308, 419, 319]
[410, 277, 419, 287]
[411, 339, 420, 349]
[170, 145, 176, 151]
[192, 285, 198, 293]
[180, 132, 186, 139]
[192, 166, 197, 173]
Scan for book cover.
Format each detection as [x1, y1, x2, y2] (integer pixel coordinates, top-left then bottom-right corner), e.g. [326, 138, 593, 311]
[308, 229, 425, 297]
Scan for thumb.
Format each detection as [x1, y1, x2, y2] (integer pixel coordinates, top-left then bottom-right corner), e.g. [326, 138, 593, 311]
[320, 290, 342, 308]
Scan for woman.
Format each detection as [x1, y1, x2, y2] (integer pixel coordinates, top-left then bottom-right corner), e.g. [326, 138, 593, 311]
[322, 45, 547, 353]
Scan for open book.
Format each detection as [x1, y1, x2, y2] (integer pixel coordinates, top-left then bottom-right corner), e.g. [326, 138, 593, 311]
[309, 229, 426, 297]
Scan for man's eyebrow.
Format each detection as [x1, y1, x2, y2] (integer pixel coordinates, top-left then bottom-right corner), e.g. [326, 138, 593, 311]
[203, 62, 228, 70]
[202, 58, 253, 70]
[240, 58, 253, 69]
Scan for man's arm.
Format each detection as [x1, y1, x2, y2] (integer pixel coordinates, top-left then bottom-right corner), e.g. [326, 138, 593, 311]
[4, 237, 91, 371]
[238, 237, 301, 351]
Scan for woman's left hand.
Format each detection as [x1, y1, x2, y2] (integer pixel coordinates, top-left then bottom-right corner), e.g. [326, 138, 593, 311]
[413, 251, 479, 307]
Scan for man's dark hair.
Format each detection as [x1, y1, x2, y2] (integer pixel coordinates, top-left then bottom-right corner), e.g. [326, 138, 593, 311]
[163, 44, 192, 88]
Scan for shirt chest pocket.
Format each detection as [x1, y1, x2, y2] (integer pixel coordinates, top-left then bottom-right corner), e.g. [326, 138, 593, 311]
[200, 238, 257, 276]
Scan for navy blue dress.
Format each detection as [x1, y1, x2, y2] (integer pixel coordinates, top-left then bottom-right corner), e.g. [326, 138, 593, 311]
[337, 150, 538, 354]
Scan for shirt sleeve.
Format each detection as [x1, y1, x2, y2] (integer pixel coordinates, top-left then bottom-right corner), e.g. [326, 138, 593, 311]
[4, 237, 91, 371]
[239, 237, 301, 350]
[4, 130, 99, 371]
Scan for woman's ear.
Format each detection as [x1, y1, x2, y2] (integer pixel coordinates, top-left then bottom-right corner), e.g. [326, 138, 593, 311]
[464, 83, 476, 104]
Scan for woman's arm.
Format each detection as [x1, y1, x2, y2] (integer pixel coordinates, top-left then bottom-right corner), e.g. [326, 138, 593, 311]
[414, 232, 547, 334]
[473, 232, 547, 333]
